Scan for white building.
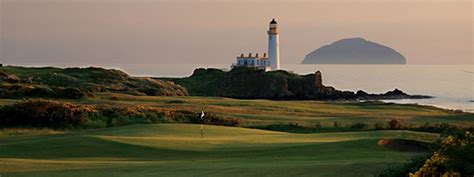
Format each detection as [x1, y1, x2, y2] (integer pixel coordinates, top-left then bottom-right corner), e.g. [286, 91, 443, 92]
[232, 19, 281, 71]
[233, 53, 270, 71]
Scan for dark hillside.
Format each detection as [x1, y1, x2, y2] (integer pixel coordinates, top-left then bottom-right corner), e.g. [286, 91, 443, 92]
[168, 67, 356, 100]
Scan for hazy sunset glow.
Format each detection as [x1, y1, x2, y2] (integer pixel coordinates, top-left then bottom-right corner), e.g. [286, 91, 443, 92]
[1, 0, 472, 65]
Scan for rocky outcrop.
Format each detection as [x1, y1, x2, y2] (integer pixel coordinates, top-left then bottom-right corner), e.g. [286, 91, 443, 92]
[170, 67, 428, 100]
[356, 89, 432, 100]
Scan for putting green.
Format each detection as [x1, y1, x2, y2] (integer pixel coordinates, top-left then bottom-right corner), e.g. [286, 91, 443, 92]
[0, 124, 438, 177]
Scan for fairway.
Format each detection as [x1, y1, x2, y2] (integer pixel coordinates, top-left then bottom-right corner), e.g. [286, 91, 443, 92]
[0, 124, 439, 177]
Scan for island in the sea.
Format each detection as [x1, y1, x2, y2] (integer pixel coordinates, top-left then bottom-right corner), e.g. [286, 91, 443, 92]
[302, 37, 406, 64]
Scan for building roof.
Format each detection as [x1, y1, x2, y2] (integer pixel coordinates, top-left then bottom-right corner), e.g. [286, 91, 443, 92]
[237, 56, 269, 60]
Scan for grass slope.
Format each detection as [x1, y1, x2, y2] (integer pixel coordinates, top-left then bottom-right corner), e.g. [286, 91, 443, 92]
[1, 93, 471, 130]
[0, 66, 188, 98]
[0, 124, 438, 177]
[73, 93, 474, 127]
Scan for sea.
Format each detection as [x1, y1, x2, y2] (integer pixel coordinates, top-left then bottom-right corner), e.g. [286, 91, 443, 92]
[10, 63, 474, 112]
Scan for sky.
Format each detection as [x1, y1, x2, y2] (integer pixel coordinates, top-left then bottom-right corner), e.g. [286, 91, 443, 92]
[0, 0, 472, 65]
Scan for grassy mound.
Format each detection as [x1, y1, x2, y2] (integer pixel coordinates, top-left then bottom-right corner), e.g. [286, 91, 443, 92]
[377, 138, 431, 152]
[0, 66, 188, 99]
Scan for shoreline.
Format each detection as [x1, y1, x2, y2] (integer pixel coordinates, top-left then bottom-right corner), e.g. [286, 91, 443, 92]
[380, 98, 474, 113]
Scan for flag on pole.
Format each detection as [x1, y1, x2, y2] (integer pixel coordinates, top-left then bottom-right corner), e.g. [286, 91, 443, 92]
[200, 110, 205, 138]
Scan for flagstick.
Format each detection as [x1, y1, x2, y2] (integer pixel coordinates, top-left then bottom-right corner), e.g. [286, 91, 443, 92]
[200, 124, 203, 138]
[200, 110, 205, 139]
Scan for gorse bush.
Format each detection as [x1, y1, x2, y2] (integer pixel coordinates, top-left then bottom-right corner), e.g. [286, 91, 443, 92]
[376, 155, 430, 177]
[388, 119, 403, 129]
[0, 100, 240, 130]
[248, 120, 473, 134]
[350, 122, 369, 130]
[411, 123, 468, 135]
[377, 131, 474, 177]
[0, 84, 88, 99]
[408, 132, 474, 177]
[202, 112, 240, 126]
[59, 87, 87, 99]
[0, 100, 88, 129]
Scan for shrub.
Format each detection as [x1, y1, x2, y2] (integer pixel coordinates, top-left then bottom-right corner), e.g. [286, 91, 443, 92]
[0, 84, 54, 98]
[376, 155, 429, 177]
[374, 122, 386, 130]
[377, 131, 474, 177]
[408, 132, 474, 176]
[314, 121, 322, 129]
[0, 84, 88, 99]
[165, 100, 189, 104]
[333, 121, 340, 128]
[411, 123, 469, 135]
[0, 100, 88, 129]
[289, 122, 300, 128]
[388, 119, 403, 129]
[60, 87, 87, 99]
[350, 122, 368, 130]
[91, 105, 167, 127]
[0, 100, 242, 129]
[203, 113, 240, 126]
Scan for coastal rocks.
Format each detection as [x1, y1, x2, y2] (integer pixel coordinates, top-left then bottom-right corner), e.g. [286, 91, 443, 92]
[172, 67, 428, 101]
[357, 89, 432, 100]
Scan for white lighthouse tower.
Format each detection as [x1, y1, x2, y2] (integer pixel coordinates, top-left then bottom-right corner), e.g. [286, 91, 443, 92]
[268, 18, 280, 71]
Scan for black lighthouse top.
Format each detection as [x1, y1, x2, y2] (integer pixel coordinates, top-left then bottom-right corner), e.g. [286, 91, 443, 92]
[270, 18, 277, 24]
[268, 18, 279, 34]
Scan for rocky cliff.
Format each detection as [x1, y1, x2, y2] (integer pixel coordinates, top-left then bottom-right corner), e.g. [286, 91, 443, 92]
[167, 67, 427, 100]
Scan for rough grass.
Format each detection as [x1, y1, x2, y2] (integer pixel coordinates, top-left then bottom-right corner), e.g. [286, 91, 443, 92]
[1, 93, 471, 129]
[0, 66, 188, 97]
[0, 124, 439, 177]
[66, 93, 474, 127]
[0, 128, 63, 137]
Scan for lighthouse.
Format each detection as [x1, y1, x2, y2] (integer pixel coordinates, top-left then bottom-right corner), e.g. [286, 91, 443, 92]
[268, 18, 280, 71]
[232, 19, 281, 71]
